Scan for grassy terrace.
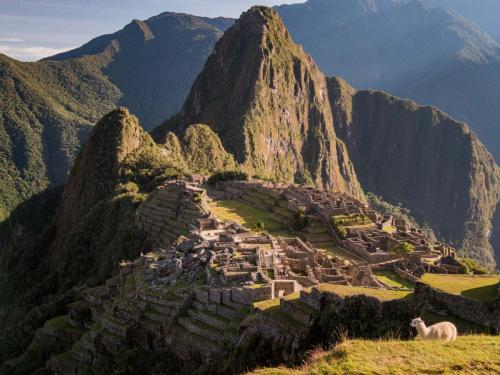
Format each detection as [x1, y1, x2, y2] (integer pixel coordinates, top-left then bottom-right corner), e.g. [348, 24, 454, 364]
[315, 284, 412, 300]
[374, 269, 414, 289]
[211, 200, 292, 236]
[420, 274, 500, 303]
[45, 315, 86, 333]
[251, 335, 500, 375]
[314, 242, 364, 263]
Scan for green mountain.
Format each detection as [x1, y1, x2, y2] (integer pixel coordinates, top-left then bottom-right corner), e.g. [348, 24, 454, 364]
[154, 6, 364, 199]
[328, 77, 500, 267]
[0, 12, 231, 222]
[0, 106, 198, 362]
[276, 0, 500, 163]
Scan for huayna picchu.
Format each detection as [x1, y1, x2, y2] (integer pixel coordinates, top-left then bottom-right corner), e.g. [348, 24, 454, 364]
[0, 4, 499, 375]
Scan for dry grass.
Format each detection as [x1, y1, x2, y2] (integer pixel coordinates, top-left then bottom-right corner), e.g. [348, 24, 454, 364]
[250, 335, 500, 375]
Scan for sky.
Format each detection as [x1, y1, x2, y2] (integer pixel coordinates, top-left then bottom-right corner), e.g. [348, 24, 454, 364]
[0, 0, 304, 61]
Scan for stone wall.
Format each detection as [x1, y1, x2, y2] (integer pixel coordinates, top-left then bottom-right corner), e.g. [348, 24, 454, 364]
[413, 282, 500, 332]
[136, 182, 209, 249]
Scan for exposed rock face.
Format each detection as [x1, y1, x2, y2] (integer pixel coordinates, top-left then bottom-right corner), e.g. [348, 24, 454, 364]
[328, 77, 500, 268]
[154, 7, 363, 199]
[276, 0, 500, 163]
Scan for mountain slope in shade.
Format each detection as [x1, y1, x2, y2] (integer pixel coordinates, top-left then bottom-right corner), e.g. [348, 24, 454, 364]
[421, 0, 500, 42]
[0, 13, 231, 222]
[154, 6, 364, 199]
[328, 77, 500, 268]
[275, 0, 500, 163]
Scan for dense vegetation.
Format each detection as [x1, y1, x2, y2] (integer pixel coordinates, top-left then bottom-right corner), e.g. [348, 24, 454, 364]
[0, 108, 189, 364]
[0, 13, 231, 223]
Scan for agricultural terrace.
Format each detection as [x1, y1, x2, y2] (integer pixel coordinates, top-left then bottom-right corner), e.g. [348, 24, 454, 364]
[314, 284, 411, 300]
[251, 335, 500, 375]
[420, 274, 500, 303]
[373, 269, 414, 289]
[314, 242, 365, 263]
[211, 199, 292, 236]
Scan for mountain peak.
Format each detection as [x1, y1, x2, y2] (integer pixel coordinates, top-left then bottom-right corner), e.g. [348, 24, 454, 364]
[154, 6, 364, 198]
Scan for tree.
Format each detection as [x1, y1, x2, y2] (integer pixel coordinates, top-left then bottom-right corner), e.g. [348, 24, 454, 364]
[392, 242, 415, 273]
[253, 221, 265, 234]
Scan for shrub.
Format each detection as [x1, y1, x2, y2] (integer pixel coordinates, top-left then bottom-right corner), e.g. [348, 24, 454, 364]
[253, 221, 265, 233]
[207, 170, 248, 185]
[291, 208, 308, 231]
[337, 226, 347, 239]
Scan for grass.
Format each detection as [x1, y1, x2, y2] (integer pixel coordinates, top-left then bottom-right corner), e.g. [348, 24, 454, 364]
[314, 243, 364, 263]
[420, 274, 500, 303]
[315, 284, 412, 300]
[45, 315, 85, 333]
[253, 298, 280, 311]
[211, 200, 292, 236]
[374, 270, 414, 289]
[251, 335, 500, 375]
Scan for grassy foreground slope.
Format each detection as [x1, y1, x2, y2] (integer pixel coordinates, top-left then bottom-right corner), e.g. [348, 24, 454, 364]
[252, 336, 500, 375]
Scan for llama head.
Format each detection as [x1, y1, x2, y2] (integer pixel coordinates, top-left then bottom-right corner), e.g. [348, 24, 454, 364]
[410, 317, 423, 327]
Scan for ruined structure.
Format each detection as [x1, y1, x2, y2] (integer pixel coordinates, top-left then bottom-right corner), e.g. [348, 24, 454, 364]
[216, 180, 456, 268]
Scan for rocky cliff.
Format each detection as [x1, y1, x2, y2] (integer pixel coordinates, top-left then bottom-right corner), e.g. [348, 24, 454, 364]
[276, 0, 500, 164]
[154, 7, 363, 199]
[328, 77, 500, 268]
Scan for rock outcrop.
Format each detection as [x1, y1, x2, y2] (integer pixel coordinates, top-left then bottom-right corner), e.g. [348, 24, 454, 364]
[328, 77, 500, 268]
[154, 7, 364, 199]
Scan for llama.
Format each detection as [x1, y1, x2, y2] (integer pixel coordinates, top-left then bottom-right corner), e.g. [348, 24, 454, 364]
[410, 317, 457, 342]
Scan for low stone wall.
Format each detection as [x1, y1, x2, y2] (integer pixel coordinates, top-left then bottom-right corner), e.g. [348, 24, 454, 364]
[393, 266, 419, 284]
[315, 288, 415, 342]
[413, 282, 500, 332]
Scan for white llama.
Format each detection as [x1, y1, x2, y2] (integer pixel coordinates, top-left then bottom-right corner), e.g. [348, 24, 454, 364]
[410, 317, 457, 342]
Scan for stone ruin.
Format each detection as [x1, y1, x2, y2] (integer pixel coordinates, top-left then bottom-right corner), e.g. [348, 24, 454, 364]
[215, 180, 458, 275]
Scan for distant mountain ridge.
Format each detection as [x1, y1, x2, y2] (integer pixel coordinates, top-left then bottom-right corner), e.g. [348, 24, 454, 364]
[0, 12, 231, 221]
[420, 0, 500, 42]
[275, 0, 500, 163]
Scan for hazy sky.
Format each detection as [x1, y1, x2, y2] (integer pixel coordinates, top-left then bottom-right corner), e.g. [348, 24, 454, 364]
[0, 0, 304, 61]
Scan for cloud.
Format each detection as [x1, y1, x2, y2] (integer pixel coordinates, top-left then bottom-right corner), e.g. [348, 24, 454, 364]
[0, 45, 76, 61]
[0, 38, 24, 42]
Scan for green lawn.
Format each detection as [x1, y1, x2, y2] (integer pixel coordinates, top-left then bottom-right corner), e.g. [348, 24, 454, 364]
[314, 243, 364, 263]
[420, 274, 500, 303]
[251, 335, 500, 375]
[45, 315, 85, 333]
[253, 298, 280, 311]
[211, 200, 292, 236]
[315, 284, 412, 300]
[374, 269, 414, 289]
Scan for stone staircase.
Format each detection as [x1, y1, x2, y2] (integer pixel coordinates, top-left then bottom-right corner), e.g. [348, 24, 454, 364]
[173, 287, 250, 351]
